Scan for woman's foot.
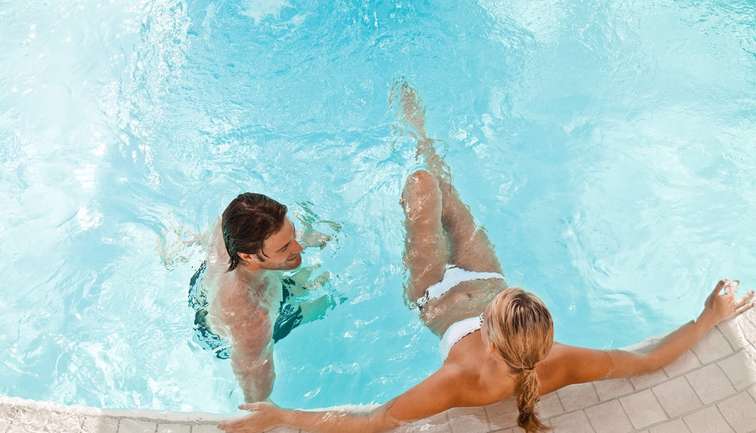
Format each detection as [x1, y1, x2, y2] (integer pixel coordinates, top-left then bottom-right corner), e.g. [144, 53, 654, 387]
[399, 82, 428, 139]
[392, 81, 449, 179]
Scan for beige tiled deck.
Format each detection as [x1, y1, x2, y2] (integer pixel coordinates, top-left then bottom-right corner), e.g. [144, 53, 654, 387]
[5, 310, 756, 433]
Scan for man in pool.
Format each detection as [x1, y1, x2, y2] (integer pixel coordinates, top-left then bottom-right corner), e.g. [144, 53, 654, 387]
[188, 193, 336, 402]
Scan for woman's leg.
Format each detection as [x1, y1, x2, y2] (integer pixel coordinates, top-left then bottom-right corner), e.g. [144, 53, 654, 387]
[401, 170, 450, 303]
[399, 83, 503, 275]
[438, 179, 503, 274]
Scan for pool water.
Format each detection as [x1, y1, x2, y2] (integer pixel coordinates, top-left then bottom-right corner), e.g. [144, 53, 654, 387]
[1, 0, 754, 413]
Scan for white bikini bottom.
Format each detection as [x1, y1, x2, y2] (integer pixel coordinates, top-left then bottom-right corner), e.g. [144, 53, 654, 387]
[413, 265, 505, 358]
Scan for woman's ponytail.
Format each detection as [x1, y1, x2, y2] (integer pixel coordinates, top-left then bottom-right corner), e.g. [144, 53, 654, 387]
[483, 288, 555, 433]
[516, 369, 548, 432]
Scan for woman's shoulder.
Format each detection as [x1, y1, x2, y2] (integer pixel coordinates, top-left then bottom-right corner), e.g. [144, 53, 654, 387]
[537, 343, 616, 395]
[442, 356, 517, 406]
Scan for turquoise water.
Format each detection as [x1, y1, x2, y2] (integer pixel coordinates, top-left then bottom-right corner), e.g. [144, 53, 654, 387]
[1, 0, 755, 413]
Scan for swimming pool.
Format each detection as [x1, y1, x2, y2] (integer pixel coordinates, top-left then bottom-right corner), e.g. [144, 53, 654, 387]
[1, 0, 754, 414]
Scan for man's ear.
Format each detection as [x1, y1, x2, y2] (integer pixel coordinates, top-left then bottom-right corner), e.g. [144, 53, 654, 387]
[237, 252, 260, 264]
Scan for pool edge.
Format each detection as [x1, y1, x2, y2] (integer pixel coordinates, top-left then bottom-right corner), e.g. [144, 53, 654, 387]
[4, 311, 756, 433]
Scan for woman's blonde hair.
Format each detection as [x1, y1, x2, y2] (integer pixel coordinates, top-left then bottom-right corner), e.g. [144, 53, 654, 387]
[483, 288, 554, 433]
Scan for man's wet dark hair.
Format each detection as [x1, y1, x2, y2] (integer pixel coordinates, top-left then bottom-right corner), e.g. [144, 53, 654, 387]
[221, 193, 288, 272]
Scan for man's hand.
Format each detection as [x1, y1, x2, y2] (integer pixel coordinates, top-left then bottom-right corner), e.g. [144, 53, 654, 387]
[218, 402, 284, 433]
[300, 229, 332, 249]
[297, 216, 341, 249]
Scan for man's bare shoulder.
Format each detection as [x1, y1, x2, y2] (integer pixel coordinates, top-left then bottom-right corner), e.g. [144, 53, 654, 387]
[205, 273, 274, 345]
[208, 218, 229, 263]
[216, 275, 265, 309]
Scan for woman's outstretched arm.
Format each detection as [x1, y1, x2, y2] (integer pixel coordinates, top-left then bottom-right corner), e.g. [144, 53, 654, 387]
[550, 279, 754, 389]
[218, 365, 467, 433]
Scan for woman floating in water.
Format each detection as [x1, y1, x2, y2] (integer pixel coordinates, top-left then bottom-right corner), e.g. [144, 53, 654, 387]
[219, 83, 754, 433]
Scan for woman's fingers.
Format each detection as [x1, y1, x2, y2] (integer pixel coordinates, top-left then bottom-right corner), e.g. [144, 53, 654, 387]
[733, 302, 754, 318]
[726, 280, 741, 296]
[218, 419, 245, 432]
[711, 279, 728, 298]
[734, 291, 756, 309]
[218, 405, 265, 433]
[725, 289, 755, 320]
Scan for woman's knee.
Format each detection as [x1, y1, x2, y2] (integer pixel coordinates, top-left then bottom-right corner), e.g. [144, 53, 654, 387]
[402, 170, 441, 218]
[402, 170, 439, 202]
[407, 169, 435, 186]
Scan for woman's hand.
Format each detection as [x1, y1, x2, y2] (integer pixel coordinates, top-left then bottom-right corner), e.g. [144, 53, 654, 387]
[698, 279, 755, 327]
[218, 402, 283, 433]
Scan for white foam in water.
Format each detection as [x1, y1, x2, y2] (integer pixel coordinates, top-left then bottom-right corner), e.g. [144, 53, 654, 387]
[241, 0, 291, 24]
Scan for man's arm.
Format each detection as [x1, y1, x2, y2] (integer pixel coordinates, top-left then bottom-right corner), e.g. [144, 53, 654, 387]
[219, 287, 276, 402]
[229, 332, 275, 403]
[289, 216, 342, 322]
[285, 267, 337, 325]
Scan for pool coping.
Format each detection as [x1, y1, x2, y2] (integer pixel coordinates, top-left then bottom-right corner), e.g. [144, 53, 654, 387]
[4, 309, 756, 433]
